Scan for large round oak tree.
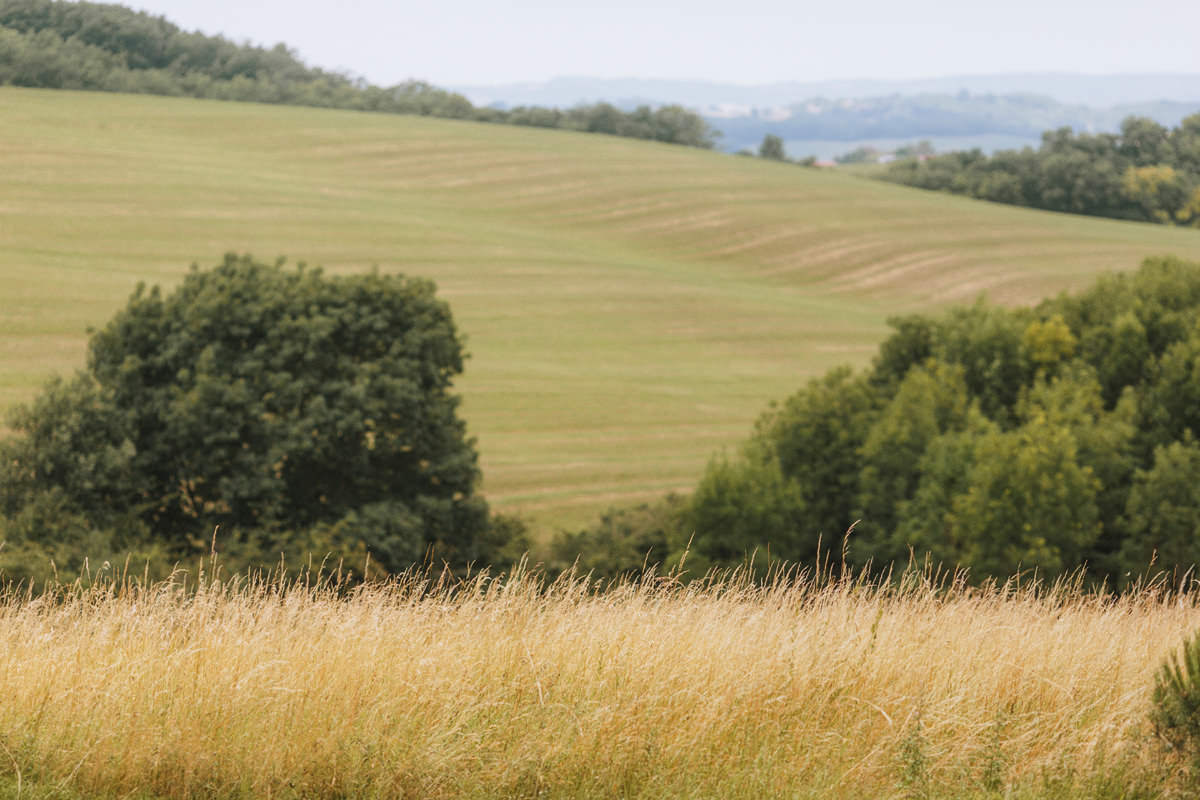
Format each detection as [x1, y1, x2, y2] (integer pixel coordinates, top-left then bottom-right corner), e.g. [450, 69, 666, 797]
[1, 255, 491, 572]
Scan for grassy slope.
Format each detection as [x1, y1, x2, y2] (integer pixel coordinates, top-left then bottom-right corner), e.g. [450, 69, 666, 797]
[4, 87, 1200, 533]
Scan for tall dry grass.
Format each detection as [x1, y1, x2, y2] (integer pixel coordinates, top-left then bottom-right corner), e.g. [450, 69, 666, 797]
[0, 560, 1198, 799]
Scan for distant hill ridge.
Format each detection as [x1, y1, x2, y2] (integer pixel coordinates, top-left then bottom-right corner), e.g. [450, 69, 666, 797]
[456, 76, 1200, 155]
[7, 0, 1197, 159]
[455, 74, 1200, 112]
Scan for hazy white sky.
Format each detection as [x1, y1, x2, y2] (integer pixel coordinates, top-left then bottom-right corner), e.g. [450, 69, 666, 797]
[128, 0, 1200, 87]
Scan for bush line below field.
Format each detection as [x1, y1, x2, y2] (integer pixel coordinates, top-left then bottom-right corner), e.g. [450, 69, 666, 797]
[10, 255, 1200, 588]
[554, 255, 1200, 587]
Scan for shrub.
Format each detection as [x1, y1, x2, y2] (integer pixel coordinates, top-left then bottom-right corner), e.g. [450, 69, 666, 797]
[548, 495, 687, 580]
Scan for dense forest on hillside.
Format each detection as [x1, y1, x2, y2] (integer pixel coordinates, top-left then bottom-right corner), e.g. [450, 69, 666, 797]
[555, 256, 1200, 586]
[0, 0, 717, 148]
[882, 115, 1200, 227]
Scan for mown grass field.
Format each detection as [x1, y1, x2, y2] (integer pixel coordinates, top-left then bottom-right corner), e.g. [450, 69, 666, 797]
[4, 87, 1200, 533]
[0, 567, 1197, 799]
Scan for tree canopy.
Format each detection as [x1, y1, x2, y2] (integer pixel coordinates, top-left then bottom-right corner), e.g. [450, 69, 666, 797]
[554, 255, 1200, 585]
[0, 255, 508, 581]
[882, 114, 1200, 227]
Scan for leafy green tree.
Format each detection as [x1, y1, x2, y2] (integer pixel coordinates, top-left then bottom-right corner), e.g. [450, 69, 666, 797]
[1043, 255, 1200, 403]
[1021, 314, 1076, 370]
[758, 134, 786, 161]
[882, 114, 1200, 226]
[1, 255, 493, 573]
[0, 373, 173, 583]
[681, 454, 808, 574]
[1123, 165, 1195, 224]
[1119, 117, 1172, 166]
[948, 416, 1101, 579]
[1121, 435, 1200, 575]
[892, 410, 996, 569]
[1143, 328, 1200, 451]
[1015, 364, 1137, 571]
[856, 360, 971, 561]
[931, 301, 1030, 423]
[1172, 114, 1200, 175]
[548, 495, 687, 580]
[870, 314, 936, 391]
[1180, 187, 1200, 228]
[0, 374, 138, 522]
[753, 367, 879, 550]
[1095, 311, 1153, 406]
[654, 105, 719, 148]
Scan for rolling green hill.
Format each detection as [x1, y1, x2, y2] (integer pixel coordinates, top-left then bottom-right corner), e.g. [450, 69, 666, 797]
[5, 87, 1200, 533]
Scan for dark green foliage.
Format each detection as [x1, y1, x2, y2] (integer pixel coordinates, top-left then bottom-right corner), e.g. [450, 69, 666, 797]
[609, 255, 1200, 584]
[892, 414, 994, 568]
[882, 114, 1200, 227]
[680, 454, 809, 574]
[758, 134, 786, 161]
[1143, 332, 1200, 451]
[871, 314, 936, 390]
[0, 487, 173, 585]
[1043, 256, 1200, 408]
[550, 102, 718, 148]
[933, 301, 1031, 422]
[752, 367, 881, 551]
[1152, 630, 1200, 776]
[1122, 436, 1200, 573]
[547, 495, 687, 579]
[856, 361, 972, 562]
[1016, 366, 1138, 572]
[0, 255, 506, 577]
[947, 417, 1101, 578]
[871, 304, 1033, 420]
[0, 0, 719, 150]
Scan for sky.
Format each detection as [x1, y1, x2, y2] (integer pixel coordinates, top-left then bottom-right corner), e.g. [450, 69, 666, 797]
[128, 0, 1200, 88]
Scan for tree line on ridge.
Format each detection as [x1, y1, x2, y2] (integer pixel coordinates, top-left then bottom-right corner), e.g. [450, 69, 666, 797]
[0, 0, 718, 149]
[882, 115, 1200, 228]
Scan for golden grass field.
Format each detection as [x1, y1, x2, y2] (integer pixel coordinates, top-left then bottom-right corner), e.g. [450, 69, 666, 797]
[0, 564, 1197, 799]
[4, 87, 1200, 533]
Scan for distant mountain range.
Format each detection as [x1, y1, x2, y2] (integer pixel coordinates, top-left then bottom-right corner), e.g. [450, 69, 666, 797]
[454, 74, 1200, 111]
[453, 74, 1200, 158]
[709, 93, 1199, 156]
